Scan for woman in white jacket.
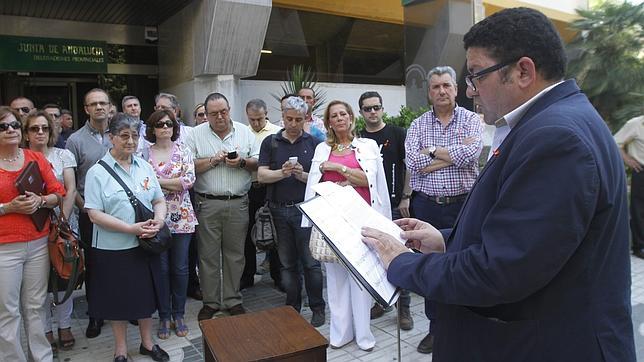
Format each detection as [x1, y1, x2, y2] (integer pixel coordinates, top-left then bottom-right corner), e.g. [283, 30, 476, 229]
[303, 100, 391, 351]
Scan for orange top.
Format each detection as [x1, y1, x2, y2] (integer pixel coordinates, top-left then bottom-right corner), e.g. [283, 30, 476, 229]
[0, 149, 66, 243]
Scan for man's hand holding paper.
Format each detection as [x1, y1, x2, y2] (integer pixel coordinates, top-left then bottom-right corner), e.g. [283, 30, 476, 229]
[362, 218, 446, 270]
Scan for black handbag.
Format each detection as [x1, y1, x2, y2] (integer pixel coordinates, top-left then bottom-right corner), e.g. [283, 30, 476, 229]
[99, 160, 172, 254]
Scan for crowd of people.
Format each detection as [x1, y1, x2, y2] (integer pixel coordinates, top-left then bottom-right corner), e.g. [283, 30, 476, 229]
[0, 6, 640, 362]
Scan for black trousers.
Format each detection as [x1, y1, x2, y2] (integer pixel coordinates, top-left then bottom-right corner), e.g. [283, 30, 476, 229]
[78, 211, 94, 308]
[631, 170, 644, 251]
[410, 192, 465, 335]
[241, 184, 282, 286]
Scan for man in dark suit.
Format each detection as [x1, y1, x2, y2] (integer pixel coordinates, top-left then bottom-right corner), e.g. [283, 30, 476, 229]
[362, 7, 635, 361]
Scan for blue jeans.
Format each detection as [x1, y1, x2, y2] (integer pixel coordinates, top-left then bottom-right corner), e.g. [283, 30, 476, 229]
[158, 233, 191, 320]
[271, 206, 326, 313]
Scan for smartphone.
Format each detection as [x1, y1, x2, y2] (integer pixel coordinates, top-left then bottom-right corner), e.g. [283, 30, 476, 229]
[227, 151, 238, 159]
[288, 156, 298, 165]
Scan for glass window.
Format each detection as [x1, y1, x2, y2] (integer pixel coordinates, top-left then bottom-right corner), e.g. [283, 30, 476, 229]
[250, 7, 404, 85]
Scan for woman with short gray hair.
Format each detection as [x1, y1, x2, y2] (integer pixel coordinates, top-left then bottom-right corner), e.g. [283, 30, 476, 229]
[84, 112, 170, 362]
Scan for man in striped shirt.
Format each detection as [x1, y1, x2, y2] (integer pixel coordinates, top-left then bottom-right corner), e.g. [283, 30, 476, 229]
[186, 92, 259, 321]
[405, 65, 483, 354]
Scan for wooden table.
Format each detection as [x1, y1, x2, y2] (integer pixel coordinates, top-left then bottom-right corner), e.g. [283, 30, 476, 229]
[200, 306, 328, 361]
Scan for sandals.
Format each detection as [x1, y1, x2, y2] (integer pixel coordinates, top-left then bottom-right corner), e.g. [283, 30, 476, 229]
[174, 318, 189, 337]
[58, 327, 75, 350]
[157, 319, 171, 340]
[46, 331, 58, 356]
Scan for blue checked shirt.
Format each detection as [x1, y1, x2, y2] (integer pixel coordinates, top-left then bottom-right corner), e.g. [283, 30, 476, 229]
[405, 106, 483, 197]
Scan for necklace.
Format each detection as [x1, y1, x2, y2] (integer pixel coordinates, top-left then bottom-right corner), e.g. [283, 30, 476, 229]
[335, 143, 351, 152]
[1, 149, 22, 162]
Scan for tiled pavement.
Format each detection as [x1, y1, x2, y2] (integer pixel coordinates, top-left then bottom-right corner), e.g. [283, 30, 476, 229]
[44, 253, 644, 361]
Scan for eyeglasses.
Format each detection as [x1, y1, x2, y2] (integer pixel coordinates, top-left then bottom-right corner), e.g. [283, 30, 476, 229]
[28, 125, 50, 133]
[12, 107, 32, 114]
[465, 57, 521, 92]
[154, 120, 174, 129]
[196, 112, 206, 118]
[117, 133, 139, 142]
[361, 105, 382, 113]
[0, 120, 22, 132]
[86, 101, 109, 108]
[208, 109, 229, 118]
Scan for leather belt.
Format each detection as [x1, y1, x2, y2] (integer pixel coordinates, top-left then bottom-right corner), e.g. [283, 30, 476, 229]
[197, 192, 244, 200]
[415, 192, 467, 205]
[268, 200, 298, 208]
[251, 181, 265, 189]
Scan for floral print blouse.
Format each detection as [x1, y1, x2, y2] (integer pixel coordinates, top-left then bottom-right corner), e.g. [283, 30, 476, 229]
[147, 143, 198, 233]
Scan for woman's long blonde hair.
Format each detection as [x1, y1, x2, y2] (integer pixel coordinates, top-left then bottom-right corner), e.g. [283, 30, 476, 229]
[323, 100, 356, 149]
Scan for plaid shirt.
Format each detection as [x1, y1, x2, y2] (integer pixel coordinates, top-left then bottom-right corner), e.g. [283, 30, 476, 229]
[405, 106, 483, 196]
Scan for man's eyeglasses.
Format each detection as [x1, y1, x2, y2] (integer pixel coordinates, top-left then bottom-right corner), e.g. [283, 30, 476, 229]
[86, 101, 109, 108]
[12, 107, 31, 114]
[465, 57, 521, 92]
[28, 125, 50, 133]
[0, 121, 22, 132]
[361, 105, 383, 113]
[208, 109, 229, 118]
[154, 120, 174, 129]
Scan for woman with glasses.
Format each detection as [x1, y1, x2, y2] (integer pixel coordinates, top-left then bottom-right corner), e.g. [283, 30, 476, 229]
[193, 103, 207, 126]
[84, 113, 170, 362]
[143, 110, 197, 339]
[23, 110, 78, 356]
[0, 106, 65, 362]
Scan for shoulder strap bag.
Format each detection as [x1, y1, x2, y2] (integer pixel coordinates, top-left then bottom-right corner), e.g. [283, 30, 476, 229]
[98, 160, 172, 254]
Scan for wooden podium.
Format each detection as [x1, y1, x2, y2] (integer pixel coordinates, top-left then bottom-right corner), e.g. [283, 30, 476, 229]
[199, 306, 328, 361]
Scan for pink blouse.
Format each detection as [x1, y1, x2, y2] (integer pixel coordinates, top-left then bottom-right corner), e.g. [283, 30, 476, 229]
[322, 151, 371, 204]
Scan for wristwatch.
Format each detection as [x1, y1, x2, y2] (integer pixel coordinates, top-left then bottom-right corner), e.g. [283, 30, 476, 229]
[341, 166, 348, 174]
[428, 146, 437, 159]
[0, 203, 5, 215]
[239, 158, 247, 169]
[401, 193, 412, 200]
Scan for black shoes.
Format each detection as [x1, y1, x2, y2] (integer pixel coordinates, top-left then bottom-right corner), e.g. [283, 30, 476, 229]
[398, 306, 414, 330]
[310, 309, 325, 327]
[139, 344, 170, 362]
[370, 303, 393, 319]
[85, 318, 104, 338]
[228, 304, 246, 315]
[633, 249, 644, 259]
[114, 355, 127, 362]
[197, 305, 219, 321]
[187, 288, 203, 301]
[417, 333, 434, 354]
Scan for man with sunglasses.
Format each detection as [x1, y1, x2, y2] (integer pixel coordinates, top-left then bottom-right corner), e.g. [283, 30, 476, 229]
[9, 96, 35, 121]
[357, 91, 414, 330]
[362, 7, 635, 361]
[404, 65, 483, 354]
[65, 88, 113, 340]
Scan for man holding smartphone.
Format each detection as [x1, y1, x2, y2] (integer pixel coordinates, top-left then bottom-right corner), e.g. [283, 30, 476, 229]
[186, 92, 259, 320]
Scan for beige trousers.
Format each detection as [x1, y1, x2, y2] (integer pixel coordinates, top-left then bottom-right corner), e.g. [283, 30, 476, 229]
[0, 236, 52, 362]
[195, 195, 249, 310]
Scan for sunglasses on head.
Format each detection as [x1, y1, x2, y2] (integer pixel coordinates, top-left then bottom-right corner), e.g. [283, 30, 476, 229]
[28, 125, 50, 133]
[361, 105, 382, 113]
[0, 120, 22, 132]
[154, 120, 174, 129]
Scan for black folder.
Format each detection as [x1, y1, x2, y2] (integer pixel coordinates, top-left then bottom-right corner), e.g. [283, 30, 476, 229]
[15, 161, 49, 231]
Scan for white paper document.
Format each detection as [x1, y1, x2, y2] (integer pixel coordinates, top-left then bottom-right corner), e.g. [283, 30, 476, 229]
[298, 182, 406, 307]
